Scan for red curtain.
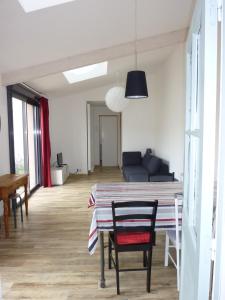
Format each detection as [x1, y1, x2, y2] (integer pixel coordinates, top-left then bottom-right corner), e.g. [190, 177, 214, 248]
[40, 97, 52, 187]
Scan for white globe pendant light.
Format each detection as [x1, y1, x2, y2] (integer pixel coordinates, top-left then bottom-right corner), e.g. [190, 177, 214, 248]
[105, 86, 129, 112]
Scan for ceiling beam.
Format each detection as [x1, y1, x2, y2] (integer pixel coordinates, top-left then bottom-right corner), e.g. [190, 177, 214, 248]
[2, 28, 188, 86]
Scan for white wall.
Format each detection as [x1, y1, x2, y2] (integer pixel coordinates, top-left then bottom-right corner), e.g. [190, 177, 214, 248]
[122, 43, 185, 180]
[49, 85, 114, 174]
[0, 85, 10, 174]
[122, 72, 158, 155]
[153, 43, 185, 179]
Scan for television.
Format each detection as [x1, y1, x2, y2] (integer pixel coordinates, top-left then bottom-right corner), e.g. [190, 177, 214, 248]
[57, 152, 63, 167]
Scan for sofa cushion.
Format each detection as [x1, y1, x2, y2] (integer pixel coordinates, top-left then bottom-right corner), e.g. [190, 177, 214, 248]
[146, 155, 161, 175]
[158, 162, 169, 174]
[123, 165, 148, 175]
[123, 165, 149, 182]
[122, 152, 142, 166]
[149, 174, 174, 182]
[145, 148, 152, 155]
[142, 153, 152, 169]
[128, 173, 149, 182]
[116, 231, 152, 245]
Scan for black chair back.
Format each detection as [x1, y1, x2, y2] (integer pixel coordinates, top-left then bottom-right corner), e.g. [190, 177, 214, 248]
[112, 200, 158, 245]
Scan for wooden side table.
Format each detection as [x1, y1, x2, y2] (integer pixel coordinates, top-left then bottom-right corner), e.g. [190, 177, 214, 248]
[0, 174, 29, 237]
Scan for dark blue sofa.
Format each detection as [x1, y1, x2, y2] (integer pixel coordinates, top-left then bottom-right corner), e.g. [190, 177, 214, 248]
[122, 150, 174, 182]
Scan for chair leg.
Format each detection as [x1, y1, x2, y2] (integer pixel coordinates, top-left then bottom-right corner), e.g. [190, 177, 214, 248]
[176, 244, 180, 291]
[143, 251, 147, 267]
[115, 250, 120, 295]
[164, 234, 169, 267]
[108, 235, 112, 269]
[19, 196, 23, 223]
[12, 198, 17, 229]
[147, 249, 153, 293]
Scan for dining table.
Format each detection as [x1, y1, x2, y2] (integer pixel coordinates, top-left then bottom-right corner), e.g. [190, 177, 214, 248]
[88, 181, 183, 288]
[0, 174, 29, 237]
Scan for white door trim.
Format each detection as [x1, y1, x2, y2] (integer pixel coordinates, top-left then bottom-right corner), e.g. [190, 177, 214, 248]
[212, 1, 225, 298]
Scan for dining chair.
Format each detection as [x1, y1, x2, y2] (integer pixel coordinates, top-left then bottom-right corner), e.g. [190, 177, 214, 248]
[10, 192, 23, 228]
[108, 200, 158, 295]
[164, 193, 183, 290]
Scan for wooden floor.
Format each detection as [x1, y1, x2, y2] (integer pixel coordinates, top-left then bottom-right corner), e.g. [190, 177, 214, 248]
[0, 167, 178, 299]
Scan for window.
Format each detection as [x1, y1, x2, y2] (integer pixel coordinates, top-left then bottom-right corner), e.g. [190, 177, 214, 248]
[63, 61, 108, 84]
[12, 98, 26, 174]
[17, 0, 75, 13]
[184, 31, 201, 236]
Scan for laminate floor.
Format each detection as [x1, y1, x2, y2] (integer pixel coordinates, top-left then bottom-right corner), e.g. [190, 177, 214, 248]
[0, 167, 178, 299]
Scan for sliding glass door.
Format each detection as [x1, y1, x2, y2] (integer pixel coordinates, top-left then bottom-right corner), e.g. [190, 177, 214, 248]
[27, 103, 38, 190]
[8, 87, 41, 193]
[12, 97, 27, 174]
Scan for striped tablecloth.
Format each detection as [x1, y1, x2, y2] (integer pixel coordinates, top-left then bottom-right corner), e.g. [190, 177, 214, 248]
[88, 181, 183, 254]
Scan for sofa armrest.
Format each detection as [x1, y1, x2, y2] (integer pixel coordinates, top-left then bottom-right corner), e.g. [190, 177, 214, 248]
[122, 152, 142, 166]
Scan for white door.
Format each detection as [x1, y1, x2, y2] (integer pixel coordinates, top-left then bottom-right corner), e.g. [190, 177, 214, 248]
[99, 116, 118, 166]
[180, 0, 218, 299]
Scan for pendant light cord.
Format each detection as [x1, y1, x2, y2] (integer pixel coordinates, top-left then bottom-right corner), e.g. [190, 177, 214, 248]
[134, 0, 138, 69]
[125, 0, 148, 99]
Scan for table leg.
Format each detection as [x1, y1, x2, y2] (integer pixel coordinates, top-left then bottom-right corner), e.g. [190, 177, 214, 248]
[2, 196, 9, 238]
[24, 183, 28, 216]
[99, 231, 106, 288]
[7, 198, 11, 217]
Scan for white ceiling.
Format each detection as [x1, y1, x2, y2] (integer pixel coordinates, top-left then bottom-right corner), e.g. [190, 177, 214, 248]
[0, 0, 195, 94]
[27, 45, 176, 96]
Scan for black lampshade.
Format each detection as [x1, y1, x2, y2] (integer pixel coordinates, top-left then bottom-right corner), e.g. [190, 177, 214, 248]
[125, 70, 148, 99]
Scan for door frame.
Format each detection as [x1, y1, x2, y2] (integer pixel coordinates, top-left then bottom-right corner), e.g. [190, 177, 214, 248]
[99, 114, 120, 167]
[180, 0, 218, 299]
[212, 1, 225, 298]
[86, 102, 122, 172]
[7, 86, 42, 193]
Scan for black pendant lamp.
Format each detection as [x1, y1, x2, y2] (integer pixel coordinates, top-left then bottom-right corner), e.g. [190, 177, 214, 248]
[125, 70, 148, 98]
[125, 0, 148, 99]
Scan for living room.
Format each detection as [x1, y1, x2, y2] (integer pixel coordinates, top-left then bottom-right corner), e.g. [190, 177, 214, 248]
[0, 0, 224, 299]
[48, 43, 185, 178]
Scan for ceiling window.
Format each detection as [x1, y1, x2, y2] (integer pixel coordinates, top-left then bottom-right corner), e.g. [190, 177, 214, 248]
[18, 0, 75, 13]
[63, 62, 108, 84]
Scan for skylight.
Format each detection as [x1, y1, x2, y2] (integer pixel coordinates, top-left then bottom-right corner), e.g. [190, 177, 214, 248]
[18, 0, 75, 13]
[63, 62, 108, 84]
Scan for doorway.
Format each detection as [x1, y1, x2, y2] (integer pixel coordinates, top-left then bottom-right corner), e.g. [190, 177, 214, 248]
[99, 115, 118, 167]
[87, 102, 121, 172]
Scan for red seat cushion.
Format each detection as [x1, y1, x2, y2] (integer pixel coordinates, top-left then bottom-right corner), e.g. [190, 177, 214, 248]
[116, 231, 151, 245]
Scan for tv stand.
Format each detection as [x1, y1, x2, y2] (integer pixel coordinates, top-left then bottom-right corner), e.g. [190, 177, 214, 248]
[51, 164, 69, 185]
